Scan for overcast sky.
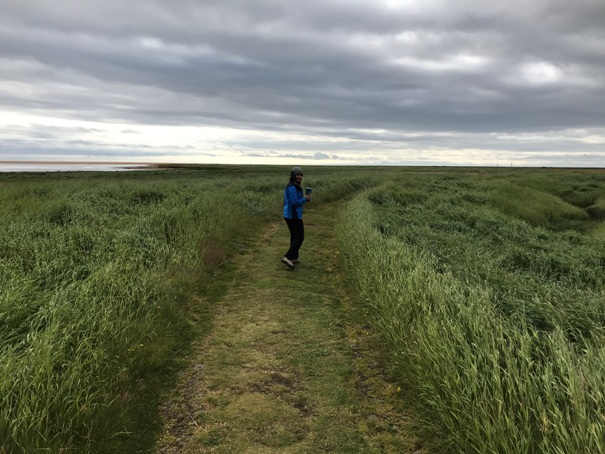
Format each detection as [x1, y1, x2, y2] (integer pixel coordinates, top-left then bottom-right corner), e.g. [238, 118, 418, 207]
[1, 0, 604, 166]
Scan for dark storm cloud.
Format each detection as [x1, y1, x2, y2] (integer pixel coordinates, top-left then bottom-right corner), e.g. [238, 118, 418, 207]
[0, 0, 604, 163]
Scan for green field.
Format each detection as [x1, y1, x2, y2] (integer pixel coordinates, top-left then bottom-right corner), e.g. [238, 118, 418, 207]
[1, 165, 605, 453]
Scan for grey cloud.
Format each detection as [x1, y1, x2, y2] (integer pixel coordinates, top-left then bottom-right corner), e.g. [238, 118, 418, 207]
[1, 0, 604, 164]
[313, 152, 333, 160]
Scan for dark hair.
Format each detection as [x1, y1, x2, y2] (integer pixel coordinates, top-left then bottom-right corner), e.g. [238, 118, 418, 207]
[289, 166, 303, 184]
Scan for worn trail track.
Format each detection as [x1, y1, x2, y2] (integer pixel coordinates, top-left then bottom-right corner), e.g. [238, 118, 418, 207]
[154, 204, 424, 453]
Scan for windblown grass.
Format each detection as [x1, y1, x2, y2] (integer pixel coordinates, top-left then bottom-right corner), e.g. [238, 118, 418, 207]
[0, 169, 284, 452]
[337, 170, 605, 453]
[4, 165, 604, 453]
[0, 164, 404, 452]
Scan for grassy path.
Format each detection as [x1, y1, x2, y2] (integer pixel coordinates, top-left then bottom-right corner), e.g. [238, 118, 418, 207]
[154, 203, 424, 453]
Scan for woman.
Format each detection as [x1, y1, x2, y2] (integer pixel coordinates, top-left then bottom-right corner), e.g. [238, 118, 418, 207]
[281, 166, 311, 268]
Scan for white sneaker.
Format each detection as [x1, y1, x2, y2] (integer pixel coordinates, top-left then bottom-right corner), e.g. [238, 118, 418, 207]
[292, 259, 300, 264]
[281, 257, 295, 268]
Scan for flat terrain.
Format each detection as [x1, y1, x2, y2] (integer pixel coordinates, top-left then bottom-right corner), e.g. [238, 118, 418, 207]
[154, 202, 425, 453]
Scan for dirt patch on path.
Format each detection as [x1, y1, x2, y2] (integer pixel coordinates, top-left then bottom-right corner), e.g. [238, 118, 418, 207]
[154, 206, 425, 453]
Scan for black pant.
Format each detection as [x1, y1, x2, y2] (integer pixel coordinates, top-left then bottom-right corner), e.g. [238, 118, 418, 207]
[285, 218, 304, 260]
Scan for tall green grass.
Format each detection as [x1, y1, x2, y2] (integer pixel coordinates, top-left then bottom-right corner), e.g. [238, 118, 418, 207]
[370, 177, 605, 342]
[5, 165, 603, 452]
[0, 170, 284, 452]
[337, 172, 605, 453]
[0, 164, 398, 452]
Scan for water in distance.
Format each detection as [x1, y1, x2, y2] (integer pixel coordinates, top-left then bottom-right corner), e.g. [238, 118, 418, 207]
[0, 162, 152, 173]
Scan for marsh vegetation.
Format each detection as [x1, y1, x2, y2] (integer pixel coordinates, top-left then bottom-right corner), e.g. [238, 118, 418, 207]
[1, 166, 604, 453]
[338, 168, 605, 453]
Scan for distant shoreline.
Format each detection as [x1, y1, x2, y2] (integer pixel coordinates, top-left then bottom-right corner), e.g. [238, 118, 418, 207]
[0, 160, 161, 166]
[0, 161, 166, 173]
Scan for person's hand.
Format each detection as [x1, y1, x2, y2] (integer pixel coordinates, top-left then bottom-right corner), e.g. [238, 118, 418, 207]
[305, 194, 311, 201]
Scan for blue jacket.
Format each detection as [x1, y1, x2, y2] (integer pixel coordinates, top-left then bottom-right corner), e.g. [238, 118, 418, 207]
[283, 183, 306, 219]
